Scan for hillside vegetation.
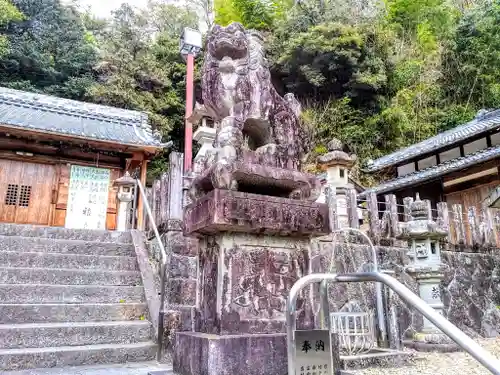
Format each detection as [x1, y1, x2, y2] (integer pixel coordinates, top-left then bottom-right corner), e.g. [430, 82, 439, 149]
[0, 0, 498, 180]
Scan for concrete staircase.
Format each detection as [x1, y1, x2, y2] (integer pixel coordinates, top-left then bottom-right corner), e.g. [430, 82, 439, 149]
[0, 223, 156, 371]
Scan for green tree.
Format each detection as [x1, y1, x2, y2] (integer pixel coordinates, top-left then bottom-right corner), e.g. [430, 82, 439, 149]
[88, 2, 201, 176]
[147, 0, 199, 35]
[214, 0, 293, 30]
[443, 0, 500, 109]
[0, 0, 23, 56]
[0, 0, 98, 99]
[271, 22, 389, 108]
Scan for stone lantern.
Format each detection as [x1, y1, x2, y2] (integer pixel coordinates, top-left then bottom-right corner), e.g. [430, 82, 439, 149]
[317, 138, 357, 228]
[190, 104, 216, 175]
[397, 194, 453, 349]
[114, 172, 136, 231]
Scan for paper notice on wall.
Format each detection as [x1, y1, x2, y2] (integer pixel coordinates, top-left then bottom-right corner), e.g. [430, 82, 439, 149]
[65, 165, 110, 230]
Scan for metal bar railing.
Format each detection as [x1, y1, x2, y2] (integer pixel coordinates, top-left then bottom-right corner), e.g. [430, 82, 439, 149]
[135, 179, 169, 361]
[287, 272, 500, 375]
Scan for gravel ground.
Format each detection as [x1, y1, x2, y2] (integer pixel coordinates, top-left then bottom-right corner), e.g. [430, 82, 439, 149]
[352, 338, 500, 375]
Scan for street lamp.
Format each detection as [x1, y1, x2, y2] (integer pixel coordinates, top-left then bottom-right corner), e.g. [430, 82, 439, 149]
[180, 27, 203, 174]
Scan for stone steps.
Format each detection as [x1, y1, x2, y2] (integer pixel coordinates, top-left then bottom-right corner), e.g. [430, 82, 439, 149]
[0, 236, 135, 256]
[0, 321, 152, 349]
[0, 251, 139, 271]
[0, 303, 149, 324]
[0, 284, 146, 304]
[0, 267, 142, 285]
[0, 224, 156, 371]
[0, 342, 156, 371]
[0, 223, 131, 243]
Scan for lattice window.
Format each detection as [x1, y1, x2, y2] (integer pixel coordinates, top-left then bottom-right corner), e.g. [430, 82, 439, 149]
[19, 185, 32, 207]
[5, 184, 19, 206]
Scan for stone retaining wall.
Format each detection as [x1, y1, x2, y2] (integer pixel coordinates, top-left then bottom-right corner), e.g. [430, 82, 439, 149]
[314, 237, 500, 339]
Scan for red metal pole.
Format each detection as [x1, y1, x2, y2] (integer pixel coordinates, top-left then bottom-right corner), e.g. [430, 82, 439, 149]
[184, 53, 195, 173]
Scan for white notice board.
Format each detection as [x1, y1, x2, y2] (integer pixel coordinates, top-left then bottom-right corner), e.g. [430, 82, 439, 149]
[294, 330, 334, 375]
[65, 165, 110, 230]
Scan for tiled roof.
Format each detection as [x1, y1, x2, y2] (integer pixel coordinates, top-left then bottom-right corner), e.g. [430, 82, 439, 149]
[365, 109, 500, 172]
[360, 145, 500, 197]
[0, 87, 164, 149]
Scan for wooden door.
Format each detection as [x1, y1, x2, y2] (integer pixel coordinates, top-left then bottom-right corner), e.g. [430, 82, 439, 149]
[0, 159, 56, 225]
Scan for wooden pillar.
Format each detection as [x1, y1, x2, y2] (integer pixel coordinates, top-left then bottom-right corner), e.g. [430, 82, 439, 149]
[137, 159, 148, 230]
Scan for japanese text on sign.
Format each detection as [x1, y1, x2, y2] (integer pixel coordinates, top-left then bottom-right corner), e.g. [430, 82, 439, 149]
[294, 330, 333, 375]
[65, 165, 110, 230]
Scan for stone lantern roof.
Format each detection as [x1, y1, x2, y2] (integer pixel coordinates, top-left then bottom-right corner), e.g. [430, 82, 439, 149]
[397, 194, 448, 240]
[317, 138, 357, 170]
[114, 171, 136, 187]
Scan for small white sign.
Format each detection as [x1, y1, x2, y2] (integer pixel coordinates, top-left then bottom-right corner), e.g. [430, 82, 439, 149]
[294, 330, 333, 375]
[65, 165, 110, 230]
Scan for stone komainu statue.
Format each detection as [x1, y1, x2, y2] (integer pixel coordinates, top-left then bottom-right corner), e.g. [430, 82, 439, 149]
[202, 22, 305, 170]
[190, 23, 320, 201]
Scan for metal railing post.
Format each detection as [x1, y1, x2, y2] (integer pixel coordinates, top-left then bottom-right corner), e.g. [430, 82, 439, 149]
[135, 179, 170, 362]
[287, 272, 500, 375]
[319, 279, 330, 330]
[132, 181, 138, 229]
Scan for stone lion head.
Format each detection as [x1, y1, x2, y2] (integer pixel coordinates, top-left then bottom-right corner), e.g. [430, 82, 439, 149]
[207, 22, 249, 61]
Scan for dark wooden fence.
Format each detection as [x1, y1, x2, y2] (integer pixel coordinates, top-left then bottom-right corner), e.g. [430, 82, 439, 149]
[327, 188, 500, 250]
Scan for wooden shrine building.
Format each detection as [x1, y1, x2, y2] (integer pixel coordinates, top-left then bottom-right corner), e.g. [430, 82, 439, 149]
[361, 109, 500, 212]
[0, 87, 164, 230]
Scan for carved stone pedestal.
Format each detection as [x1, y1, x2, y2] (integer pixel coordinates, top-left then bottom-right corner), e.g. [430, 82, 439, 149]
[175, 190, 329, 375]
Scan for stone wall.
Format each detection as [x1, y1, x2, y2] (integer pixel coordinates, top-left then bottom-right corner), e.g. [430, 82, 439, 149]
[314, 236, 500, 339]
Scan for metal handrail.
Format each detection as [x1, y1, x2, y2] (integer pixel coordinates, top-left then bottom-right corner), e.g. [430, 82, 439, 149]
[287, 272, 500, 375]
[135, 179, 169, 361]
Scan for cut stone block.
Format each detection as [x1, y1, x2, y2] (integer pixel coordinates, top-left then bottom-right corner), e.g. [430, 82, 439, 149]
[0, 321, 152, 349]
[0, 224, 132, 243]
[0, 251, 138, 271]
[0, 236, 134, 256]
[173, 332, 287, 375]
[0, 284, 146, 304]
[0, 267, 142, 286]
[0, 303, 149, 324]
[0, 342, 156, 371]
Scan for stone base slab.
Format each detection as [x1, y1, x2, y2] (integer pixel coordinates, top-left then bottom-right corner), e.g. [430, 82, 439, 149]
[173, 332, 287, 375]
[340, 348, 416, 369]
[184, 189, 329, 237]
[403, 340, 461, 352]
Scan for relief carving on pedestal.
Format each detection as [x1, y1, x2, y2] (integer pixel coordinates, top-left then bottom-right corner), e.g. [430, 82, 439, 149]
[219, 194, 325, 232]
[220, 247, 307, 333]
